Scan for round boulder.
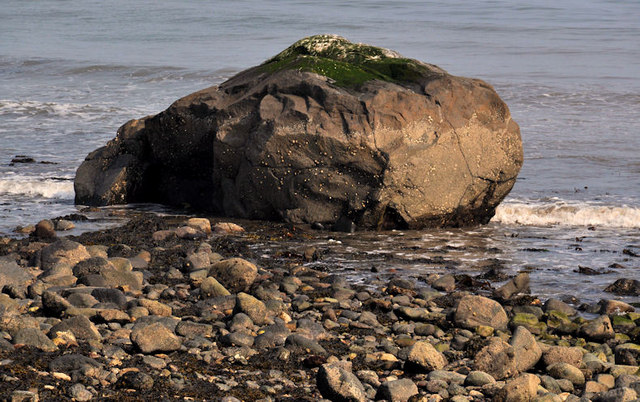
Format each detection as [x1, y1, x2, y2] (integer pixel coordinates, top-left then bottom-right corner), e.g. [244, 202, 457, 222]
[74, 34, 522, 229]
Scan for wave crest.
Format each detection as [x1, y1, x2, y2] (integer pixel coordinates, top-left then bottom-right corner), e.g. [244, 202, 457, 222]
[0, 178, 74, 199]
[493, 200, 640, 228]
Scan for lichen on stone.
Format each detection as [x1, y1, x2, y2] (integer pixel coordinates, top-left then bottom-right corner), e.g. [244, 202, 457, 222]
[260, 34, 435, 88]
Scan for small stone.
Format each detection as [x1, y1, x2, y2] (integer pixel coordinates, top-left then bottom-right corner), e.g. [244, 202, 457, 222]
[35, 219, 56, 238]
[546, 362, 585, 386]
[152, 230, 176, 241]
[212, 222, 245, 234]
[317, 363, 367, 402]
[54, 219, 75, 231]
[376, 378, 419, 402]
[116, 371, 155, 391]
[130, 322, 181, 354]
[234, 292, 271, 326]
[12, 327, 57, 352]
[464, 371, 496, 386]
[592, 387, 638, 402]
[10, 390, 38, 402]
[187, 218, 211, 234]
[175, 226, 205, 240]
[494, 373, 540, 402]
[599, 299, 635, 315]
[432, 274, 455, 292]
[455, 295, 508, 331]
[579, 315, 615, 341]
[510, 326, 542, 372]
[200, 276, 231, 297]
[405, 341, 448, 372]
[48, 315, 101, 341]
[494, 272, 529, 300]
[542, 346, 583, 368]
[68, 384, 92, 401]
[604, 278, 640, 296]
[474, 337, 518, 380]
[210, 258, 258, 293]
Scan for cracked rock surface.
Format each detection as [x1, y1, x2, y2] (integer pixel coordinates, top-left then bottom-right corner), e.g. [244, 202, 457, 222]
[75, 34, 522, 229]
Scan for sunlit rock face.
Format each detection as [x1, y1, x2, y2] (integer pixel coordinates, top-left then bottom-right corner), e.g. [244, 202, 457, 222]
[75, 34, 522, 230]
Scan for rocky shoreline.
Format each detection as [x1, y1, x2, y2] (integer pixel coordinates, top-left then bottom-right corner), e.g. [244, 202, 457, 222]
[0, 214, 639, 401]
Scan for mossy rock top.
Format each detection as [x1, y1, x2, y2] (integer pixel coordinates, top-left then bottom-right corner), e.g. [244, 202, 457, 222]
[260, 34, 440, 88]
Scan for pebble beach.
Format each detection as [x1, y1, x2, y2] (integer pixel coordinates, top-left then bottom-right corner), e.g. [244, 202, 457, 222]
[1, 213, 638, 401]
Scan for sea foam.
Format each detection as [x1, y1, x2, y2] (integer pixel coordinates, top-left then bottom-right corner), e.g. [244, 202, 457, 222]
[493, 200, 640, 228]
[0, 178, 74, 199]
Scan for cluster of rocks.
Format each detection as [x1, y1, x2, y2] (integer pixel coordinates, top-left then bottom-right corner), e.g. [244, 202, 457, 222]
[0, 214, 638, 401]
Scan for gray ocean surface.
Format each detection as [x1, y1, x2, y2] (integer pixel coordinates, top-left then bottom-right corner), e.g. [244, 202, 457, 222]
[1, 0, 639, 304]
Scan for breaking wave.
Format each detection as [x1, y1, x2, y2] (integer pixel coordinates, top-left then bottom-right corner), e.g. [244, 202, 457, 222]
[493, 199, 640, 228]
[0, 177, 74, 199]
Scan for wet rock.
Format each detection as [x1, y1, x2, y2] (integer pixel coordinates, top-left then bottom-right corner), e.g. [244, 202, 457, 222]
[510, 326, 542, 372]
[54, 219, 75, 231]
[404, 341, 448, 372]
[493, 272, 530, 300]
[544, 298, 577, 316]
[376, 378, 419, 402]
[614, 343, 640, 366]
[130, 322, 181, 353]
[546, 362, 585, 386]
[474, 337, 518, 380]
[494, 373, 540, 402]
[599, 299, 635, 315]
[604, 279, 640, 296]
[35, 219, 56, 238]
[432, 274, 456, 292]
[317, 362, 366, 402]
[75, 35, 521, 229]
[210, 258, 258, 293]
[454, 295, 508, 331]
[510, 312, 546, 334]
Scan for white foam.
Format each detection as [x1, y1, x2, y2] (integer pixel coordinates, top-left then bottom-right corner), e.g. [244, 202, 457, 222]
[493, 200, 640, 228]
[0, 178, 74, 199]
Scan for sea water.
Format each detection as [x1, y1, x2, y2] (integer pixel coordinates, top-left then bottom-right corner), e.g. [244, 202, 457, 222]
[1, 0, 639, 304]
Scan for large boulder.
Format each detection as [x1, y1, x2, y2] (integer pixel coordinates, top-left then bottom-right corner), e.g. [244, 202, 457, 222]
[75, 34, 522, 229]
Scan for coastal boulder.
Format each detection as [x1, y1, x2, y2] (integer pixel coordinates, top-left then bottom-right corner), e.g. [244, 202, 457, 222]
[75, 35, 522, 229]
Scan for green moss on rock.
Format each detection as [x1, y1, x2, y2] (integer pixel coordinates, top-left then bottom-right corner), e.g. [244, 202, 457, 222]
[260, 34, 435, 88]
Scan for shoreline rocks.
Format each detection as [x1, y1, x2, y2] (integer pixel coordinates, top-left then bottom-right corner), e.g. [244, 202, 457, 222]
[0, 213, 638, 401]
[75, 34, 522, 230]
